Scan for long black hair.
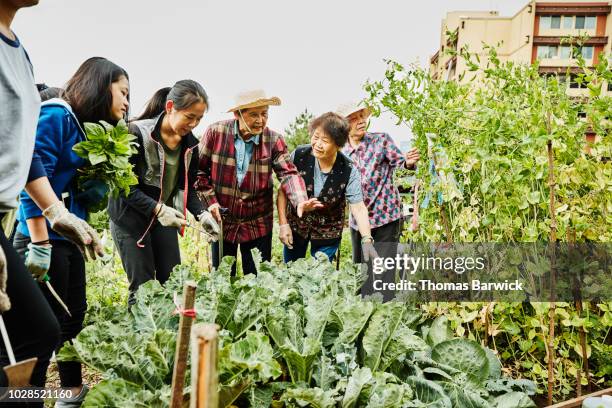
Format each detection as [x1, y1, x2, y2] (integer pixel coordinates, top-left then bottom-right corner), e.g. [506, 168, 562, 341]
[136, 79, 209, 121]
[62, 57, 129, 125]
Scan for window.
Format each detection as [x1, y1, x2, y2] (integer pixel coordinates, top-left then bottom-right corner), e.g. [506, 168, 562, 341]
[537, 45, 558, 59]
[540, 15, 561, 29]
[563, 16, 574, 29]
[572, 46, 594, 59]
[585, 16, 596, 29]
[559, 46, 571, 59]
[569, 74, 586, 89]
[575, 16, 585, 29]
[551, 16, 561, 29]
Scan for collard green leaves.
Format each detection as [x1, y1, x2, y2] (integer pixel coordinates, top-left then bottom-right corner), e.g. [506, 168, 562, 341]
[62, 258, 535, 407]
[72, 119, 139, 200]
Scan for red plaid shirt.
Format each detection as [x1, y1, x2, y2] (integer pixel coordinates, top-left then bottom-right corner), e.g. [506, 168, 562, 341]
[196, 119, 307, 243]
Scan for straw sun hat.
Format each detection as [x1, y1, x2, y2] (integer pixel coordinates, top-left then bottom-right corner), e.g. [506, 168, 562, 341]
[335, 101, 372, 118]
[227, 89, 282, 112]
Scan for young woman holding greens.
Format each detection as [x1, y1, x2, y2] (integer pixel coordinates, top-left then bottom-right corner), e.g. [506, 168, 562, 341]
[108, 80, 219, 305]
[13, 56, 129, 406]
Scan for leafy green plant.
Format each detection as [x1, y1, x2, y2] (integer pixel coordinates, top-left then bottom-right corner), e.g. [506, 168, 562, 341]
[60, 257, 536, 407]
[72, 119, 139, 199]
[364, 42, 610, 403]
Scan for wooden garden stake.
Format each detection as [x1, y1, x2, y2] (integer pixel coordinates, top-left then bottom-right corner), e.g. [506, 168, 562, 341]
[545, 387, 612, 408]
[546, 137, 557, 406]
[568, 228, 591, 394]
[170, 281, 198, 408]
[190, 323, 219, 408]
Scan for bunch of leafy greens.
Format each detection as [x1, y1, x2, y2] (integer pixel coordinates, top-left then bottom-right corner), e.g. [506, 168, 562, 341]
[59, 255, 536, 407]
[72, 119, 139, 200]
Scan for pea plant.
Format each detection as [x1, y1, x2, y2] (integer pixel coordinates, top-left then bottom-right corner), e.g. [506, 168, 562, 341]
[364, 44, 611, 403]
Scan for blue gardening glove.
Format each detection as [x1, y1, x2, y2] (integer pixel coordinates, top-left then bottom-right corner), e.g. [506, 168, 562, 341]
[25, 242, 52, 281]
[75, 179, 109, 209]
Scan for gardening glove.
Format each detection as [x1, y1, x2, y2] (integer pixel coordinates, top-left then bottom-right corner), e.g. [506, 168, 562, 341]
[361, 240, 379, 263]
[156, 204, 186, 228]
[43, 201, 103, 260]
[197, 210, 220, 240]
[0, 245, 10, 312]
[25, 242, 52, 281]
[279, 224, 293, 249]
[207, 203, 222, 223]
[75, 179, 109, 210]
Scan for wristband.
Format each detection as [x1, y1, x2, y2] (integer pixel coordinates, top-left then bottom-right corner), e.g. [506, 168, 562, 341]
[361, 236, 374, 244]
[32, 239, 50, 245]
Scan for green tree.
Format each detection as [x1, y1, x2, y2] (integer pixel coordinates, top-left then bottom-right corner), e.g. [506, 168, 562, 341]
[284, 109, 313, 152]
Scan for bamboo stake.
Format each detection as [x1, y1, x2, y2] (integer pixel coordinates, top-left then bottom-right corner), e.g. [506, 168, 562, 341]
[547, 138, 557, 406]
[170, 281, 198, 408]
[427, 134, 453, 244]
[568, 227, 591, 394]
[190, 323, 220, 408]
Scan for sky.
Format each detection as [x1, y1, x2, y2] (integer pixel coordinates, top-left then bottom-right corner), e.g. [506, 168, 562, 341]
[15, 0, 527, 147]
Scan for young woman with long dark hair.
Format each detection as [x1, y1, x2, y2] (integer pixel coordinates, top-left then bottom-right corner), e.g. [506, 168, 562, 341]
[13, 56, 129, 406]
[108, 80, 218, 305]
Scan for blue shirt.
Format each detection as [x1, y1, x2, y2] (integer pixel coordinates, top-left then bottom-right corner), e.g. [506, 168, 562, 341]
[16, 100, 87, 240]
[290, 150, 363, 204]
[234, 121, 260, 185]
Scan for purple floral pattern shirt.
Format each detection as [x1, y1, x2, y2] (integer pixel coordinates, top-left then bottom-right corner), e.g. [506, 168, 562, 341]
[342, 132, 405, 230]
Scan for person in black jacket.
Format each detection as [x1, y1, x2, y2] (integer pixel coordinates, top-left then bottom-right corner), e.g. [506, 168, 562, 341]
[108, 80, 219, 304]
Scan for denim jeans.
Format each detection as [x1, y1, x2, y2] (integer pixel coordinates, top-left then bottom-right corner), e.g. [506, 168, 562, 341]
[283, 230, 340, 263]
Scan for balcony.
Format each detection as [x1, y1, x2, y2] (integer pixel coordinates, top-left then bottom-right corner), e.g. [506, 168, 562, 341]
[533, 36, 608, 45]
[535, 4, 611, 15]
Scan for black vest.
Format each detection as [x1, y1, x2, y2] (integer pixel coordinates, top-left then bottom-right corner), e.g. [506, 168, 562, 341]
[287, 145, 352, 245]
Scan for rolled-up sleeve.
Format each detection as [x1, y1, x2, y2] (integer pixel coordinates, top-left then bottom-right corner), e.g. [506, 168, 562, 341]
[345, 166, 363, 204]
[382, 133, 406, 169]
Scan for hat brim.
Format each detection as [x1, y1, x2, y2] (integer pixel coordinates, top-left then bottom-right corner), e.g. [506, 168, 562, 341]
[227, 97, 281, 112]
[343, 106, 372, 118]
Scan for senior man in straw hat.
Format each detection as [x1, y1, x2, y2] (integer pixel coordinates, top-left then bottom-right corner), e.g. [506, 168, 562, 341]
[196, 90, 321, 275]
[336, 101, 420, 264]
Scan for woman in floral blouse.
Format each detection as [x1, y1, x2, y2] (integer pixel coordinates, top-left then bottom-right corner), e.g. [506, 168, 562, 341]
[337, 102, 420, 262]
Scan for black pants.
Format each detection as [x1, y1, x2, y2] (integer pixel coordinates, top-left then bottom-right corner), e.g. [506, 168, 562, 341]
[351, 219, 402, 301]
[110, 220, 180, 305]
[212, 233, 272, 275]
[0, 222, 60, 408]
[13, 232, 86, 388]
[350, 219, 402, 263]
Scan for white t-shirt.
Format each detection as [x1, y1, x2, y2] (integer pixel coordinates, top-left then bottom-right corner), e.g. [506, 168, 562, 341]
[0, 31, 41, 212]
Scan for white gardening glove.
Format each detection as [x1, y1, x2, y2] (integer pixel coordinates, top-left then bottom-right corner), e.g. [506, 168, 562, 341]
[197, 210, 220, 241]
[361, 238, 379, 263]
[207, 202, 222, 223]
[156, 204, 186, 228]
[43, 201, 102, 260]
[0, 245, 10, 312]
[279, 224, 293, 249]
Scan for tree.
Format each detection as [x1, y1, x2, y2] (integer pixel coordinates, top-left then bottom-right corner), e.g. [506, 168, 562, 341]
[284, 109, 313, 152]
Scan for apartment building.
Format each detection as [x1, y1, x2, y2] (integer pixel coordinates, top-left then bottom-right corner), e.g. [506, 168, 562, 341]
[429, 1, 611, 96]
